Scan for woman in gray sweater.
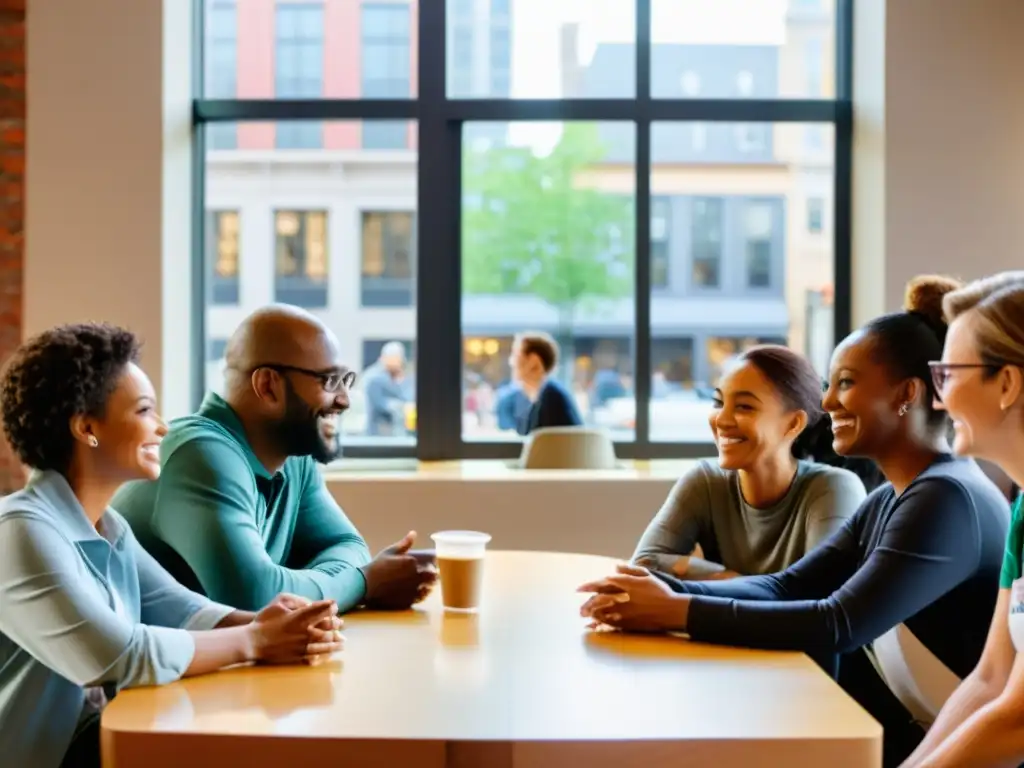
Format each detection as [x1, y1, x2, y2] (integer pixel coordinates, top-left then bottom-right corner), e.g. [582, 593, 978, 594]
[633, 345, 867, 579]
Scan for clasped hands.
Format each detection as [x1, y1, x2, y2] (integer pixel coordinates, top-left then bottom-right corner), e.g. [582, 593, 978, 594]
[248, 532, 440, 668]
[250, 593, 344, 666]
[577, 563, 691, 634]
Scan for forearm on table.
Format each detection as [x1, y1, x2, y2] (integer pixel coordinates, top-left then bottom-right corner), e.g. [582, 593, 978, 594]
[195, 556, 365, 612]
[184, 625, 256, 677]
[685, 595, 838, 654]
[904, 674, 1003, 766]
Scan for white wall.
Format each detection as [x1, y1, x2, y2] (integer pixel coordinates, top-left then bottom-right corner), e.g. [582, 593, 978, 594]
[853, 0, 1024, 324]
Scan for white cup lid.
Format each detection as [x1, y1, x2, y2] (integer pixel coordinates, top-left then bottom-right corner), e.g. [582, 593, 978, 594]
[430, 530, 492, 546]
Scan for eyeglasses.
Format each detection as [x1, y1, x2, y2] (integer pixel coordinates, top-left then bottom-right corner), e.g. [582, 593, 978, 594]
[928, 361, 1002, 396]
[254, 364, 356, 393]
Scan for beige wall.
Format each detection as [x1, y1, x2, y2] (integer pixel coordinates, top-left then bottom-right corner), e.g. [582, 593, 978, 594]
[331, 476, 676, 557]
[25, 0, 195, 420]
[853, 0, 1024, 325]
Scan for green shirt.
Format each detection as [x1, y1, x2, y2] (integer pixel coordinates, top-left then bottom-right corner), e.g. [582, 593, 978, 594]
[999, 494, 1024, 588]
[112, 393, 371, 612]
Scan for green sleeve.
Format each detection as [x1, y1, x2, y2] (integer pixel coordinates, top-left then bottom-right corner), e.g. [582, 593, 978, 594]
[286, 458, 372, 614]
[151, 437, 367, 611]
[999, 495, 1024, 589]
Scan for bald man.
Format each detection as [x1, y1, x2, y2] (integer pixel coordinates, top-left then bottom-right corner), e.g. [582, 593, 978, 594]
[113, 305, 436, 613]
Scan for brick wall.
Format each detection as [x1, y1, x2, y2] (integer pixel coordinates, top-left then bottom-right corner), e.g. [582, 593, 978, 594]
[0, 0, 24, 492]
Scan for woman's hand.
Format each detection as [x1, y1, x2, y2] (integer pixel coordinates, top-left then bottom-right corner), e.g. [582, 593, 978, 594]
[263, 593, 345, 664]
[577, 564, 690, 634]
[250, 596, 342, 665]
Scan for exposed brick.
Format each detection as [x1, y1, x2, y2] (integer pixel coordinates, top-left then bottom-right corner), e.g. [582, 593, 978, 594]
[0, 0, 23, 492]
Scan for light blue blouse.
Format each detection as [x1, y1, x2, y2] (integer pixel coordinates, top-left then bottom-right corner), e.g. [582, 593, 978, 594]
[0, 470, 234, 768]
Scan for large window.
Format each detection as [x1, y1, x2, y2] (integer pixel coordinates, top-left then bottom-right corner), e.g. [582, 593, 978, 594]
[274, 4, 324, 149]
[196, 0, 851, 459]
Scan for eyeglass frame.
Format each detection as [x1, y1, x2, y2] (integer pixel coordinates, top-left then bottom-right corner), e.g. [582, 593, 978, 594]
[927, 361, 1005, 398]
[251, 363, 356, 394]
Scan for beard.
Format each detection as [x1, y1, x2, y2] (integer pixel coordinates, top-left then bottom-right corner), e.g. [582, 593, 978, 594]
[270, 383, 343, 464]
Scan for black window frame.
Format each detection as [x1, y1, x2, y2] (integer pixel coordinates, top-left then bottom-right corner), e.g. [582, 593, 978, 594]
[191, 0, 854, 461]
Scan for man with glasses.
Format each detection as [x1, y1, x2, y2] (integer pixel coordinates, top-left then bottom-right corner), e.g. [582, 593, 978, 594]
[114, 305, 436, 613]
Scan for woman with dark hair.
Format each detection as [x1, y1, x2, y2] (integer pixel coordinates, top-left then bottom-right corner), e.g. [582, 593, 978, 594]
[632, 345, 866, 580]
[581, 277, 1010, 767]
[0, 324, 343, 768]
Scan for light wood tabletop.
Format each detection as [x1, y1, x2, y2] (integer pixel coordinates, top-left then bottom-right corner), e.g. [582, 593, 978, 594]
[101, 551, 881, 768]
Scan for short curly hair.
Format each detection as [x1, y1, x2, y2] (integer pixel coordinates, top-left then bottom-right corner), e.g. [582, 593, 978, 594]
[0, 323, 142, 472]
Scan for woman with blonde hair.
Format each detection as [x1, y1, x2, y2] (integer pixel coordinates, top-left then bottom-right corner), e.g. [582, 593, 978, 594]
[900, 271, 1024, 768]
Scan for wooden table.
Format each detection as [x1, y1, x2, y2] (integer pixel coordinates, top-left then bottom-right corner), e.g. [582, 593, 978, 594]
[101, 551, 881, 767]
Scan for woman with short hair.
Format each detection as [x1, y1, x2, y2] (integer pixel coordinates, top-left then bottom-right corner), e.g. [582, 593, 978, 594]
[0, 323, 343, 768]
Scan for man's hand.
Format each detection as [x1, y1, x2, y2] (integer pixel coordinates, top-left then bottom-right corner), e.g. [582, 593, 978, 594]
[360, 531, 438, 610]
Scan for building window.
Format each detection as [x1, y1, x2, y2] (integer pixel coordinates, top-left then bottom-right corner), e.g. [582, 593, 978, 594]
[736, 70, 755, 97]
[651, 197, 671, 289]
[362, 211, 416, 307]
[691, 123, 707, 151]
[362, 4, 411, 148]
[805, 38, 824, 96]
[275, 210, 328, 307]
[744, 201, 774, 288]
[452, 27, 473, 71]
[691, 197, 723, 289]
[490, 19, 511, 97]
[206, 210, 240, 305]
[807, 197, 825, 233]
[205, 1, 237, 149]
[681, 70, 701, 96]
[274, 4, 324, 149]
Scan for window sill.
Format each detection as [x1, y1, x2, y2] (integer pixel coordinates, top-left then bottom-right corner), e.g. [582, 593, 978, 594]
[321, 458, 693, 482]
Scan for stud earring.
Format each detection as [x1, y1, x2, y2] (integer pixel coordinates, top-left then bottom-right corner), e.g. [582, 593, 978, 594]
[88, 435, 99, 448]
[898, 403, 909, 417]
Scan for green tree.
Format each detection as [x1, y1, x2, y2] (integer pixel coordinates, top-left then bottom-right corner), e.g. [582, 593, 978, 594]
[462, 123, 635, 362]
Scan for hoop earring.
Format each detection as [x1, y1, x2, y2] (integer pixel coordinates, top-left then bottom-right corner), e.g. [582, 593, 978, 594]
[88, 435, 99, 448]
[898, 403, 909, 417]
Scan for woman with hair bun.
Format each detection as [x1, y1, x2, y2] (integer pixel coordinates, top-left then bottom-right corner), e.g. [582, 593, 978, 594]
[632, 344, 866, 581]
[581, 276, 1010, 767]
